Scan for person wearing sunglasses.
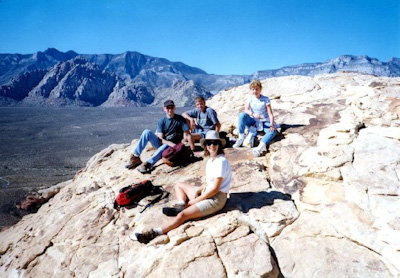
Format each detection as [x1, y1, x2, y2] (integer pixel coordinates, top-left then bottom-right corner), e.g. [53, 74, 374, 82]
[133, 130, 232, 244]
[125, 99, 194, 174]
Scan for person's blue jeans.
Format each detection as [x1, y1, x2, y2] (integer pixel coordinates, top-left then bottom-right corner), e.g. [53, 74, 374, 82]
[133, 129, 169, 166]
[237, 112, 277, 145]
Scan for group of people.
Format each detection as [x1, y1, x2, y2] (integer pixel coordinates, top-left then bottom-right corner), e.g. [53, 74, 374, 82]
[128, 80, 278, 244]
[125, 96, 220, 173]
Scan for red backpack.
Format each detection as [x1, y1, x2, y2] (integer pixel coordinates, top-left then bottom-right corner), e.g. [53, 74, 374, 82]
[162, 143, 193, 167]
[114, 180, 168, 211]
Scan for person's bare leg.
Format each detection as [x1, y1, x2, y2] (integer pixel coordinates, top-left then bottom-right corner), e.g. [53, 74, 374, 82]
[183, 133, 201, 146]
[174, 182, 198, 203]
[161, 205, 203, 234]
[190, 133, 201, 142]
[136, 188, 203, 243]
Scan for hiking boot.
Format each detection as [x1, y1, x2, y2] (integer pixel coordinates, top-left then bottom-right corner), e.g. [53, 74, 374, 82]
[233, 138, 244, 148]
[137, 162, 153, 174]
[162, 203, 186, 217]
[135, 229, 159, 244]
[125, 155, 142, 169]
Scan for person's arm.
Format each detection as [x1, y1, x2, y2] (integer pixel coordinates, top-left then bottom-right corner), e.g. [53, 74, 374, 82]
[244, 102, 260, 119]
[194, 183, 205, 198]
[215, 121, 221, 133]
[266, 104, 275, 132]
[156, 132, 176, 147]
[188, 177, 222, 206]
[182, 111, 197, 130]
[156, 118, 173, 146]
[208, 108, 221, 132]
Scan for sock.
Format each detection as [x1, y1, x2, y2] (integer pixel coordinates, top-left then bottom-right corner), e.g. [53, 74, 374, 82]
[256, 142, 266, 152]
[153, 227, 163, 235]
[238, 133, 245, 140]
[176, 200, 186, 206]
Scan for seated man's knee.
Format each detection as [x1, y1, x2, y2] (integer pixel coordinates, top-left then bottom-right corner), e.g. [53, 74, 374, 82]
[141, 129, 153, 137]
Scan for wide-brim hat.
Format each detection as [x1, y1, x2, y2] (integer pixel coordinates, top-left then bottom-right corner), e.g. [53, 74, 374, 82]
[200, 130, 226, 148]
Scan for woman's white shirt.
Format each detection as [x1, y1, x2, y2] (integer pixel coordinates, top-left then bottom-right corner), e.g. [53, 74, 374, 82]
[247, 95, 271, 122]
[205, 155, 231, 193]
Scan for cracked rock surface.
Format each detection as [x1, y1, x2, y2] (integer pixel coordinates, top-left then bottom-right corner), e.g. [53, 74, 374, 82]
[1, 72, 399, 277]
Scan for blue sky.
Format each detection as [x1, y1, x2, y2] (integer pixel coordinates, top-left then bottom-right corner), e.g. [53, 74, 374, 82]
[0, 0, 399, 75]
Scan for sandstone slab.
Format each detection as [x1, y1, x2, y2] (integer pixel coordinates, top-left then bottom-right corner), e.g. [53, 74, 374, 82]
[1, 72, 400, 277]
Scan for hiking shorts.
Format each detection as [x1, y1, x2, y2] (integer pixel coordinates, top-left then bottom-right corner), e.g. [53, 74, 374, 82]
[193, 128, 209, 139]
[195, 191, 228, 217]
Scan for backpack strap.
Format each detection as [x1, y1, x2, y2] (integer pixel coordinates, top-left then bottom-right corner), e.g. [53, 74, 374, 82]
[139, 186, 170, 213]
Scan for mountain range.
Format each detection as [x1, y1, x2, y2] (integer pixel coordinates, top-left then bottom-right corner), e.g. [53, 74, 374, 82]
[1, 48, 399, 107]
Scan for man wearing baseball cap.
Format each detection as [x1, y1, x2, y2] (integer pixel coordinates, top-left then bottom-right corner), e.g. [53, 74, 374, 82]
[126, 100, 194, 174]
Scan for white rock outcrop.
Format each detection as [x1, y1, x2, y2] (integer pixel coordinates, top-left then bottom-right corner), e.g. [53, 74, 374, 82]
[0, 72, 399, 277]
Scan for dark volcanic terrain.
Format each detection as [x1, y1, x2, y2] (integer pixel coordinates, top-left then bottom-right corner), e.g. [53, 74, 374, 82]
[0, 106, 187, 227]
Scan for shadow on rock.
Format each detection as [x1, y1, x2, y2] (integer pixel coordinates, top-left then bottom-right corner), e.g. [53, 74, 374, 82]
[280, 123, 306, 133]
[253, 123, 306, 146]
[222, 190, 293, 213]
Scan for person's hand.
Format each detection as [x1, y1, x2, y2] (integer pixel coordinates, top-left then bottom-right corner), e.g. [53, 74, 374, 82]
[189, 118, 196, 130]
[253, 112, 261, 119]
[188, 198, 197, 206]
[269, 125, 275, 132]
[193, 150, 203, 157]
[167, 142, 176, 147]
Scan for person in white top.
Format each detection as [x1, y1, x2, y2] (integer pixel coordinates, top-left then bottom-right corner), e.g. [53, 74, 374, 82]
[233, 80, 278, 157]
[134, 130, 232, 244]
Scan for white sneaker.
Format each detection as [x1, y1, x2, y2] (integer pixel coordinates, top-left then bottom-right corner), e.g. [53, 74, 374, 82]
[251, 148, 261, 157]
[233, 138, 244, 148]
[129, 232, 138, 241]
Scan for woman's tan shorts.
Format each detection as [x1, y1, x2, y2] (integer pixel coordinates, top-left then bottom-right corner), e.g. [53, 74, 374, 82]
[194, 191, 228, 217]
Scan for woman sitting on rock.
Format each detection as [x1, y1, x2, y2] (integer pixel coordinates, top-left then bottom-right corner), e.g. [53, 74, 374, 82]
[134, 130, 232, 244]
[233, 79, 279, 157]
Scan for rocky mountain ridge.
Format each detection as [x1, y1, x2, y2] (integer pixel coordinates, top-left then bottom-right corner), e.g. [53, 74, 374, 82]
[1, 48, 399, 107]
[0, 72, 399, 277]
[254, 55, 400, 79]
[0, 49, 216, 107]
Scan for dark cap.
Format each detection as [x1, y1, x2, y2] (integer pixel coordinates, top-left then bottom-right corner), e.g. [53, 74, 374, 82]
[164, 100, 175, 107]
